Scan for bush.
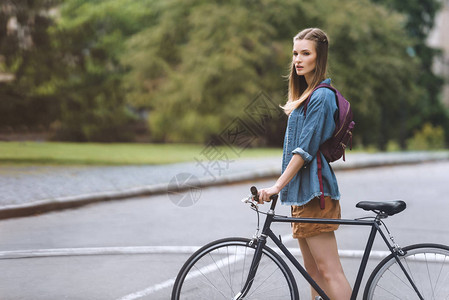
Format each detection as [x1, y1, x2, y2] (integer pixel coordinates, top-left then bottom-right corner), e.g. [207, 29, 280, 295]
[406, 123, 446, 150]
[386, 140, 401, 152]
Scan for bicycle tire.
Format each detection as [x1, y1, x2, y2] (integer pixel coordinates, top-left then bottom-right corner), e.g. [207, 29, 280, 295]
[171, 237, 299, 300]
[364, 243, 449, 300]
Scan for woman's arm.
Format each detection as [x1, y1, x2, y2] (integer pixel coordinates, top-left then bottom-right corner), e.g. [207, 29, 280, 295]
[258, 88, 336, 203]
[258, 154, 305, 203]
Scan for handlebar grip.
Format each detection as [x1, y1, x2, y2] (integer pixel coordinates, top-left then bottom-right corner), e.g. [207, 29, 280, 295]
[250, 186, 258, 196]
[251, 186, 279, 204]
[250, 186, 259, 202]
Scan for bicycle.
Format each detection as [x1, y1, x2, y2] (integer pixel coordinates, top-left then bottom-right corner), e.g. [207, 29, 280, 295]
[171, 186, 449, 300]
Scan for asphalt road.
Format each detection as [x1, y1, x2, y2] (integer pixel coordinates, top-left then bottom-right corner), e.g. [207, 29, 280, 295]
[1, 161, 449, 300]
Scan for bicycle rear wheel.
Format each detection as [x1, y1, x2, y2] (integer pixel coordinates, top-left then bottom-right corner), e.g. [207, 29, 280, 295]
[364, 243, 449, 300]
[171, 237, 298, 300]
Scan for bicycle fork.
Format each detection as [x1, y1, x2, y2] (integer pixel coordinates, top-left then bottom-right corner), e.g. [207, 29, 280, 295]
[232, 236, 267, 300]
[233, 200, 277, 300]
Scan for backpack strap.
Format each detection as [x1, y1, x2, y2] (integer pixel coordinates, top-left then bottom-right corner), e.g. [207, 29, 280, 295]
[303, 83, 334, 210]
[316, 150, 326, 210]
[303, 83, 333, 115]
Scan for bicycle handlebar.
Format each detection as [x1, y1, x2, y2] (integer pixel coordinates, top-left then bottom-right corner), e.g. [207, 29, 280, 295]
[250, 186, 278, 210]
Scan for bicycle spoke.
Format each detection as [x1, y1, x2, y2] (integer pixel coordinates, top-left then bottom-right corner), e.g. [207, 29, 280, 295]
[246, 261, 288, 298]
[384, 267, 416, 294]
[239, 245, 248, 290]
[400, 257, 422, 294]
[191, 258, 233, 299]
[373, 283, 402, 300]
[207, 250, 235, 296]
[433, 255, 449, 298]
[226, 246, 235, 297]
[172, 238, 297, 300]
[365, 245, 449, 300]
[423, 253, 436, 300]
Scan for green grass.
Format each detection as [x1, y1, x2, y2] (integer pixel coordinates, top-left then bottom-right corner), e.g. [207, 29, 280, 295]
[0, 141, 282, 165]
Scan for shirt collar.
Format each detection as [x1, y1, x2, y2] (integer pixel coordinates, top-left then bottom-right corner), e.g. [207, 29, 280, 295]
[321, 78, 331, 85]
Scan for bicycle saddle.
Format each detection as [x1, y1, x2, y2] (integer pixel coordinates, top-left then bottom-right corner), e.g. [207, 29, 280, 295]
[356, 200, 406, 216]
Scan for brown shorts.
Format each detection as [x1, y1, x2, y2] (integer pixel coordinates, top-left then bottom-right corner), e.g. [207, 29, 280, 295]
[291, 196, 341, 239]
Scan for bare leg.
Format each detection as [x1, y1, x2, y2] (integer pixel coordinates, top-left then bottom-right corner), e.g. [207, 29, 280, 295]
[299, 232, 352, 300]
[298, 238, 329, 299]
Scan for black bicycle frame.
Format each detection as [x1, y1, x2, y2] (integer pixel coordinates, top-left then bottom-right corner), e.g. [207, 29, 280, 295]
[237, 197, 424, 300]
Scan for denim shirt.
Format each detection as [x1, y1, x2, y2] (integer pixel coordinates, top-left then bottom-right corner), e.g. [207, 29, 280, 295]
[280, 78, 340, 206]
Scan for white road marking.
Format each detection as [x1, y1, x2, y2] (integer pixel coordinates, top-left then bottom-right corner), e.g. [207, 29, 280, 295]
[0, 246, 202, 259]
[0, 235, 392, 300]
[117, 234, 294, 300]
[0, 245, 390, 260]
[118, 278, 175, 300]
[118, 253, 246, 300]
[114, 234, 390, 300]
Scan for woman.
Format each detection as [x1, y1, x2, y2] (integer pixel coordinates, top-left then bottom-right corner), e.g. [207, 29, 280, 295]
[258, 28, 352, 300]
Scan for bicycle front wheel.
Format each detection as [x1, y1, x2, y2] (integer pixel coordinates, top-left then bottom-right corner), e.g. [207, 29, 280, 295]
[364, 243, 449, 300]
[171, 237, 298, 300]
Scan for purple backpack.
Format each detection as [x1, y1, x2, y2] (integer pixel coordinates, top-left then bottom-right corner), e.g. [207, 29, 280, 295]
[304, 83, 355, 209]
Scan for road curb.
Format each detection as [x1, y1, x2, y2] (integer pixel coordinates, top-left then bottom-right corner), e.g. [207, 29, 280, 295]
[1, 151, 448, 219]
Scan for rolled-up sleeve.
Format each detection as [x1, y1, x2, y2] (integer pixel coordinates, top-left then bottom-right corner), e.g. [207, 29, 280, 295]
[292, 88, 337, 164]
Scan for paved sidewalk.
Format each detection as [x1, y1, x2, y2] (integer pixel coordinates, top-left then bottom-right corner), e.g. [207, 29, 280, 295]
[1, 151, 448, 219]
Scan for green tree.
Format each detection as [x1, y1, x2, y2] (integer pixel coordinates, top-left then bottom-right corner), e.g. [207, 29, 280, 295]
[0, 0, 62, 129]
[0, 0, 155, 142]
[49, 0, 157, 141]
[122, 0, 295, 143]
[371, 0, 446, 148]
[122, 0, 426, 148]
[306, 0, 427, 149]
[4, 0, 446, 147]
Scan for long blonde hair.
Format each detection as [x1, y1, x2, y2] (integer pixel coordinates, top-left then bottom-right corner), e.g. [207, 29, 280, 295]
[282, 28, 329, 115]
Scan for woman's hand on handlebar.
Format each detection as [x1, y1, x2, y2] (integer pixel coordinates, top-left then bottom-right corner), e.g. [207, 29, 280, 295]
[257, 185, 280, 204]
